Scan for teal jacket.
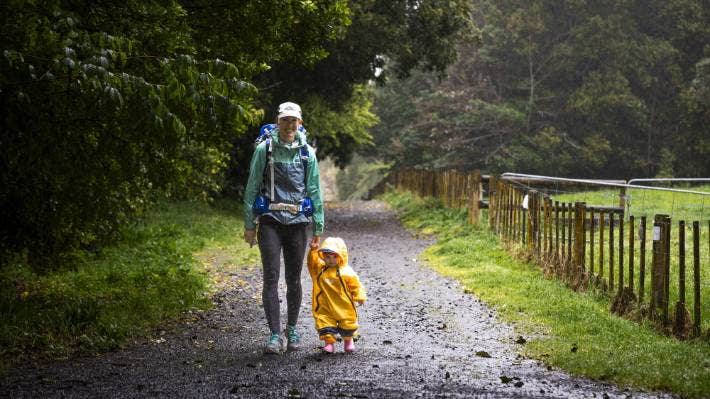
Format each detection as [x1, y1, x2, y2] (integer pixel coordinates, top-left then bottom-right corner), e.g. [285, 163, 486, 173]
[243, 127, 324, 236]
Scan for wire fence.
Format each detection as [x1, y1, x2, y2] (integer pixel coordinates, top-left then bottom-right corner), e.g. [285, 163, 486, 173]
[376, 169, 710, 340]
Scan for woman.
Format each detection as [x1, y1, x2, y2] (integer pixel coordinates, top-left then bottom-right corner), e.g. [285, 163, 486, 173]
[242, 101, 324, 354]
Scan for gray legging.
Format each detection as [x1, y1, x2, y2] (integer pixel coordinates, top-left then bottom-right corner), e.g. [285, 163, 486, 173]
[257, 221, 309, 334]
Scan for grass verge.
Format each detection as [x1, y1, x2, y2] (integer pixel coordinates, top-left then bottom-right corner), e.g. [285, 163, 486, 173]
[0, 199, 258, 371]
[382, 190, 710, 398]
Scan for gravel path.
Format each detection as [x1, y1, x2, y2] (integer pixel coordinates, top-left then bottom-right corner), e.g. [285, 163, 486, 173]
[1, 201, 673, 398]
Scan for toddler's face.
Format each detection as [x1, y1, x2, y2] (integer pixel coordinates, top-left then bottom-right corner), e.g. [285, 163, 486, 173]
[323, 252, 340, 267]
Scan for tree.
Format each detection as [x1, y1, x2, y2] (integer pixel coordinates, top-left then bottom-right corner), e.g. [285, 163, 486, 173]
[222, 0, 474, 194]
[369, 0, 710, 178]
[675, 57, 710, 176]
[0, 1, 349, 266]
[251, 0, 473, 162]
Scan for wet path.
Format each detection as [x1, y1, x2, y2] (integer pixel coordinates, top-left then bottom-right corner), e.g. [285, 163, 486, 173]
[0, 201, 672, 398]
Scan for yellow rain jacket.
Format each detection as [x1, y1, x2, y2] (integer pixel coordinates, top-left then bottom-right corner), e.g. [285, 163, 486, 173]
[307, 237, 366, 340]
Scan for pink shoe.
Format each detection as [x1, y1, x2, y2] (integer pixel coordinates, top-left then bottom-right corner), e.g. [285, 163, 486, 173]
[321, 343, 334, 353]
[344, 339, 355, 353]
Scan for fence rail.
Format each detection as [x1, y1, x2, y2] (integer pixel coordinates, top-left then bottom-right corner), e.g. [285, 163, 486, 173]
[380, 169, 709, 340]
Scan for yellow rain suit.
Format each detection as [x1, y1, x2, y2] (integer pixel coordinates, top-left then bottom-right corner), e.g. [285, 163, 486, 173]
[307, 237, 367, 343]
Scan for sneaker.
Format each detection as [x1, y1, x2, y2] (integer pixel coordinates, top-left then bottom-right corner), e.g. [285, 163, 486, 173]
[284, 325, 301, 352]
[321, 342, 334, 353]
[264, 333, 282, 354]
[344, 339, 355, 353]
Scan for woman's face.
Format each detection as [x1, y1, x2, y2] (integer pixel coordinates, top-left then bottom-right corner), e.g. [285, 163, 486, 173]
[277, 116, 301, 143]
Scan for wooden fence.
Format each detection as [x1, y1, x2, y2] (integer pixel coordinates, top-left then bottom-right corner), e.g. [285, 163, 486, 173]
[384, 169, 708, 339]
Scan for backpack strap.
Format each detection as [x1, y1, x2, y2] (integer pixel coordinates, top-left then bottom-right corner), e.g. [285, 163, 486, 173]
[261, 137, 274, 200]
[300, 145, 310, 186]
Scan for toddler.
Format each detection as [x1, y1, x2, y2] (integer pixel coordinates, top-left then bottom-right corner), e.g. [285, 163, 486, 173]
[307, 237, 366, 353]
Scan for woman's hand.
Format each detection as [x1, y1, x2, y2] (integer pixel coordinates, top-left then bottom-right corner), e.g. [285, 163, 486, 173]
[244, 229, 256, 247]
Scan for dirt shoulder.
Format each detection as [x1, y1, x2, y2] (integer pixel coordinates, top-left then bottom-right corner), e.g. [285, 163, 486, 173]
[0, 201, 673, 398]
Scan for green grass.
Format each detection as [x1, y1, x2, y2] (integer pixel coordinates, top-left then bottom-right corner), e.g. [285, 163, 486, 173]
[0, 199, 258, 369]
[382, 190, 710, 398]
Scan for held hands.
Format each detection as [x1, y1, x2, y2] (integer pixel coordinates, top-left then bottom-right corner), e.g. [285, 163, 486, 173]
[244, 229, 256, 248]
[309, 235, 321, 249]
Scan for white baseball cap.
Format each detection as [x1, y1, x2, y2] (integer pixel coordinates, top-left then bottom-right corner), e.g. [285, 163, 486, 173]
[277, 102, 302, 120]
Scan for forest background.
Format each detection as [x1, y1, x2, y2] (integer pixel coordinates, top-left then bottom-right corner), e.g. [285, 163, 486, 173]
[1, 0, 709, 268]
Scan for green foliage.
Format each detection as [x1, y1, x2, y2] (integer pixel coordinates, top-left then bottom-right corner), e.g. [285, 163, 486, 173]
[371, 0, 710, 178]
[251, 0, 474, 166]
[183, 0, 352, 75]
[0, 200, 254, 366]
[0, 1, 350, 265]
[676, 57, 710, 176]
[304, 85, 378, 167]
[382, 190, 710, 398]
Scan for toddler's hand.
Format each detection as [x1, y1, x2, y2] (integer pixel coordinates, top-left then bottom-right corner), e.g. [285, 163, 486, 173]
[356, 300, 365, 306]
[244, 229, 256, 247]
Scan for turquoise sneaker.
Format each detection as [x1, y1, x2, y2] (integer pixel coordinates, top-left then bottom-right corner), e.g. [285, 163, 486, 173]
[284, 325, 301, 352]
[264, 333, 282, 354]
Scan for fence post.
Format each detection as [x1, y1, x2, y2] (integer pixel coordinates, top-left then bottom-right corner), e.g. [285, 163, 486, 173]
[650, 214, 670, 322]
[513, 186, 519, 241]
[589, 209, 595, 276]
[468, 171, 481, 225]
[509, 184, 515, 239]
[678, 220, 685, 305]
[442, 170, 449, 207]
[609, 213, 615, 291]
[498, 182, 510, 237]
[599, 211, 605, 281]
[618, 215, 624, 291]
[488, 176, 497, 230]
[454, 170, 461, 208]
[663, 216, 671, 324]
[574, 202, 586, 273]
[693, 221, 700, 337]
[673, 220, 690, 338]
[567, 203, 573, 268]
[535, 192, 541, 258]
[496, 180, 503, 234]
[516, 190, 522, 242]
[629, 216, 635, 293]
[457, 171, 465, 209]
[560, 202, 567, 266]
[639, 216, 646, 303]
[546, 197, 553, 260]
[527, 190, 536, 251]
[555, 201, 560, 261]
[523, 191, 528, 244]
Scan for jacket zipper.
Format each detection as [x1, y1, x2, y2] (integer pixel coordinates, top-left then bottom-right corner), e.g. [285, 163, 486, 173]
[314, 266, 327, 313]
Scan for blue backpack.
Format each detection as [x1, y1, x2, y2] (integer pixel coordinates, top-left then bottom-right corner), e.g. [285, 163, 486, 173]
[252, 123, 313, 217]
